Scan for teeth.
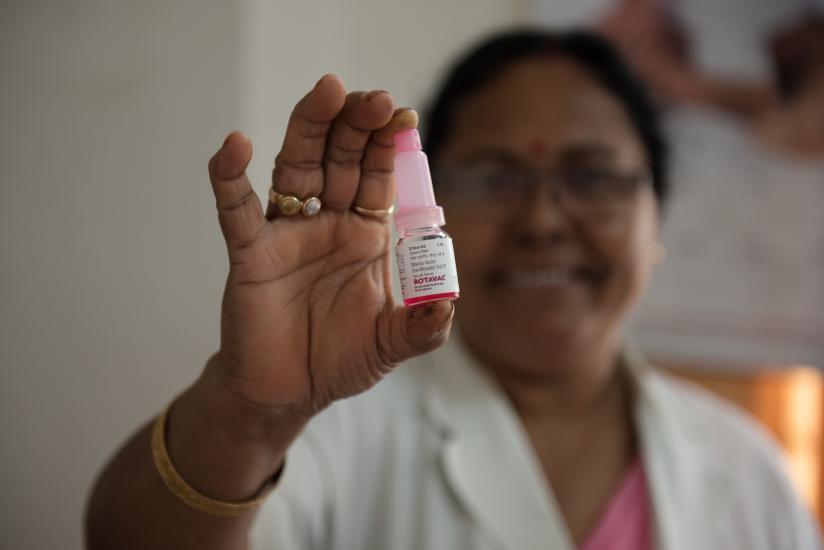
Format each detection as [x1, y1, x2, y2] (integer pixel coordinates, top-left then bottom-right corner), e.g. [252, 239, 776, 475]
[505, 269, 576, 288]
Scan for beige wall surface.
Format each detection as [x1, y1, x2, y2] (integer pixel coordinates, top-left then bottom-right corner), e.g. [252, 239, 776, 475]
[0, 1, 517, 548]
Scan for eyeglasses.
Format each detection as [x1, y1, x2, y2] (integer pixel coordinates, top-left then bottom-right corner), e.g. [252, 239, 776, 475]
[435, 162, 650, 213]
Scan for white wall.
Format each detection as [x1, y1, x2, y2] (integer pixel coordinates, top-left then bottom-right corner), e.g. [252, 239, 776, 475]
[238, 0, 520, 191]
[0, 1, 517, 548]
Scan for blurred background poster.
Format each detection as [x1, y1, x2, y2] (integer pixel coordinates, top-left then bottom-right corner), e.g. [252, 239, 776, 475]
[532, 0, 824, 369]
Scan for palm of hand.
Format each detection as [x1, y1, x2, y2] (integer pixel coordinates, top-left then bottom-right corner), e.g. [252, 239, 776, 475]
[221, 212, 395, 413]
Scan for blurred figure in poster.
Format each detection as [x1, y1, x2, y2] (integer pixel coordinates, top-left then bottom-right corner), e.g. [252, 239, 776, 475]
[597, 0, 776, 120]
[759, 11, 824, 157]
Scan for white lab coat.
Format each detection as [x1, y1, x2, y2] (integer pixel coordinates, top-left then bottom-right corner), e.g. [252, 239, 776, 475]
[250, 338, 822, 550]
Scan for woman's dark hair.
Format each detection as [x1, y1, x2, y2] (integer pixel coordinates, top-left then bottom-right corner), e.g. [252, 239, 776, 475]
[422, 29, 669, 205]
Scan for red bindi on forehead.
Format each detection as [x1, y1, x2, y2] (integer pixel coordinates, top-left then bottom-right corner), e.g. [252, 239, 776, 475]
[525, 138, 549, 159]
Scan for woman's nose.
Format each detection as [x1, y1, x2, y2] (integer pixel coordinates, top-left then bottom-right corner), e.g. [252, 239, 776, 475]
[512, 182, 574, 247]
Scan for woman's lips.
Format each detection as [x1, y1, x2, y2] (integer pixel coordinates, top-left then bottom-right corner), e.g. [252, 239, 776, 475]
[487, 266, 600, 290]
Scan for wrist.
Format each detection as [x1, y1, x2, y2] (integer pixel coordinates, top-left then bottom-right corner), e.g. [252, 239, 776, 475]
[198, 352, 311, 445]
[163, 355, 308, 501]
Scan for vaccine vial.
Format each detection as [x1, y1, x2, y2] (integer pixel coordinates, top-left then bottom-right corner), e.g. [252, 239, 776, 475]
[393, 129, 460, 307]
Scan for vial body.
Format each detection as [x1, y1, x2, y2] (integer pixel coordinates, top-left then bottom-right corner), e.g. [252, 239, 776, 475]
[396, 226, 460, 307]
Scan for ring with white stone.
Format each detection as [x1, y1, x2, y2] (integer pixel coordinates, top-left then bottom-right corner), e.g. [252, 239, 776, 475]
[268, 188, 322, 217]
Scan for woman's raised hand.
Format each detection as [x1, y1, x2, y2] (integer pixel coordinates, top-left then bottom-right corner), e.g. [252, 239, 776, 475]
[207, 75, 454, 418]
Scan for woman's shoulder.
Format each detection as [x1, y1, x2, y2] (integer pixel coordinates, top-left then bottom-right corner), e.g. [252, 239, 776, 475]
[642, 368, 800, 499]
[643, 369, 821, 545]
[646, 369, 783, 457]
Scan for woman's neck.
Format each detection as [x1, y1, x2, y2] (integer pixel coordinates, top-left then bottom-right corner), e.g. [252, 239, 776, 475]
[467, 335, 637, 543]
[482, 339, 625, 423]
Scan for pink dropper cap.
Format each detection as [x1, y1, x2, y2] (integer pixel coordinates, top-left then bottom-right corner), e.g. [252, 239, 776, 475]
[393, 129, 445, 231]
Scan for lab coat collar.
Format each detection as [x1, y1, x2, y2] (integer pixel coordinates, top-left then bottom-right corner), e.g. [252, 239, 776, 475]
[420, 337, 727, 550]
[421, 336, 574, 550]
[625, 343, 729, 550]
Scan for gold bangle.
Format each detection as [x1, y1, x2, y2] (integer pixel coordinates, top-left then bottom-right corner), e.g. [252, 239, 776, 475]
[150, 403, 276, 517]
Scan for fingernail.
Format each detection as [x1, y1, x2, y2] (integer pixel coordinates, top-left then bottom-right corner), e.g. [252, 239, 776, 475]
[222, 130, 248, 150]
[363, 89, 389, 102]
[314, 73, 334, 89]
[392, 108, 419, 127]
[442, 301, 456, 326]
[429, 302, 456, 341]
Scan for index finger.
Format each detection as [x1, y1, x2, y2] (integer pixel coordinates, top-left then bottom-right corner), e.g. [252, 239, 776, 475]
[268, 74, 346, 217]
[352, 108, 419, 212]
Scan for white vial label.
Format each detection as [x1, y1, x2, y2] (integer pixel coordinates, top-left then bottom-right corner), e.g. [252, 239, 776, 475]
[396, 236, 459, 303]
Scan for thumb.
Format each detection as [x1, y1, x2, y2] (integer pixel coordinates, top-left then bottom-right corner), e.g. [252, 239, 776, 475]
[378, 301, 455, 365]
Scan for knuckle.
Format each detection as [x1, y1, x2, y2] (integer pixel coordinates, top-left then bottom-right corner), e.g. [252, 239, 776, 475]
[326, 142, 364, 166]
[274, 154, 321, 172]
[216, 188, 258, 214]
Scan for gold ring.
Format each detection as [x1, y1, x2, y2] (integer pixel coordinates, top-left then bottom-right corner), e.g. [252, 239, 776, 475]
[269, 188, 321, 217]
[352, 204, 395, 218]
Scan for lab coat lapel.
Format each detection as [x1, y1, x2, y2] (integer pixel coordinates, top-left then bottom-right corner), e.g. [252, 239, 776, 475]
[628, 348, 729, 550]
[422, 340, 575, 550]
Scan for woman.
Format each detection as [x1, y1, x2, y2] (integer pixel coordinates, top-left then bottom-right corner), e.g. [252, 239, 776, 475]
[85, 30, 820, 549]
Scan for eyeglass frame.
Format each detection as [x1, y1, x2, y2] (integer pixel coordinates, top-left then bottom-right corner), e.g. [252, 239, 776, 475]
[433, 160, 653, 215]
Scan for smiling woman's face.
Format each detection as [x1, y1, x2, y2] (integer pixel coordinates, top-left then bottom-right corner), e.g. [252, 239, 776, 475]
[435, 57, 659, 377]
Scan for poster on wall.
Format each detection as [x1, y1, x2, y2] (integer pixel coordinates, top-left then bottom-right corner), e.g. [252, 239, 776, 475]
[630, 108, 824, 368]
[529, 0, 824, 368]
